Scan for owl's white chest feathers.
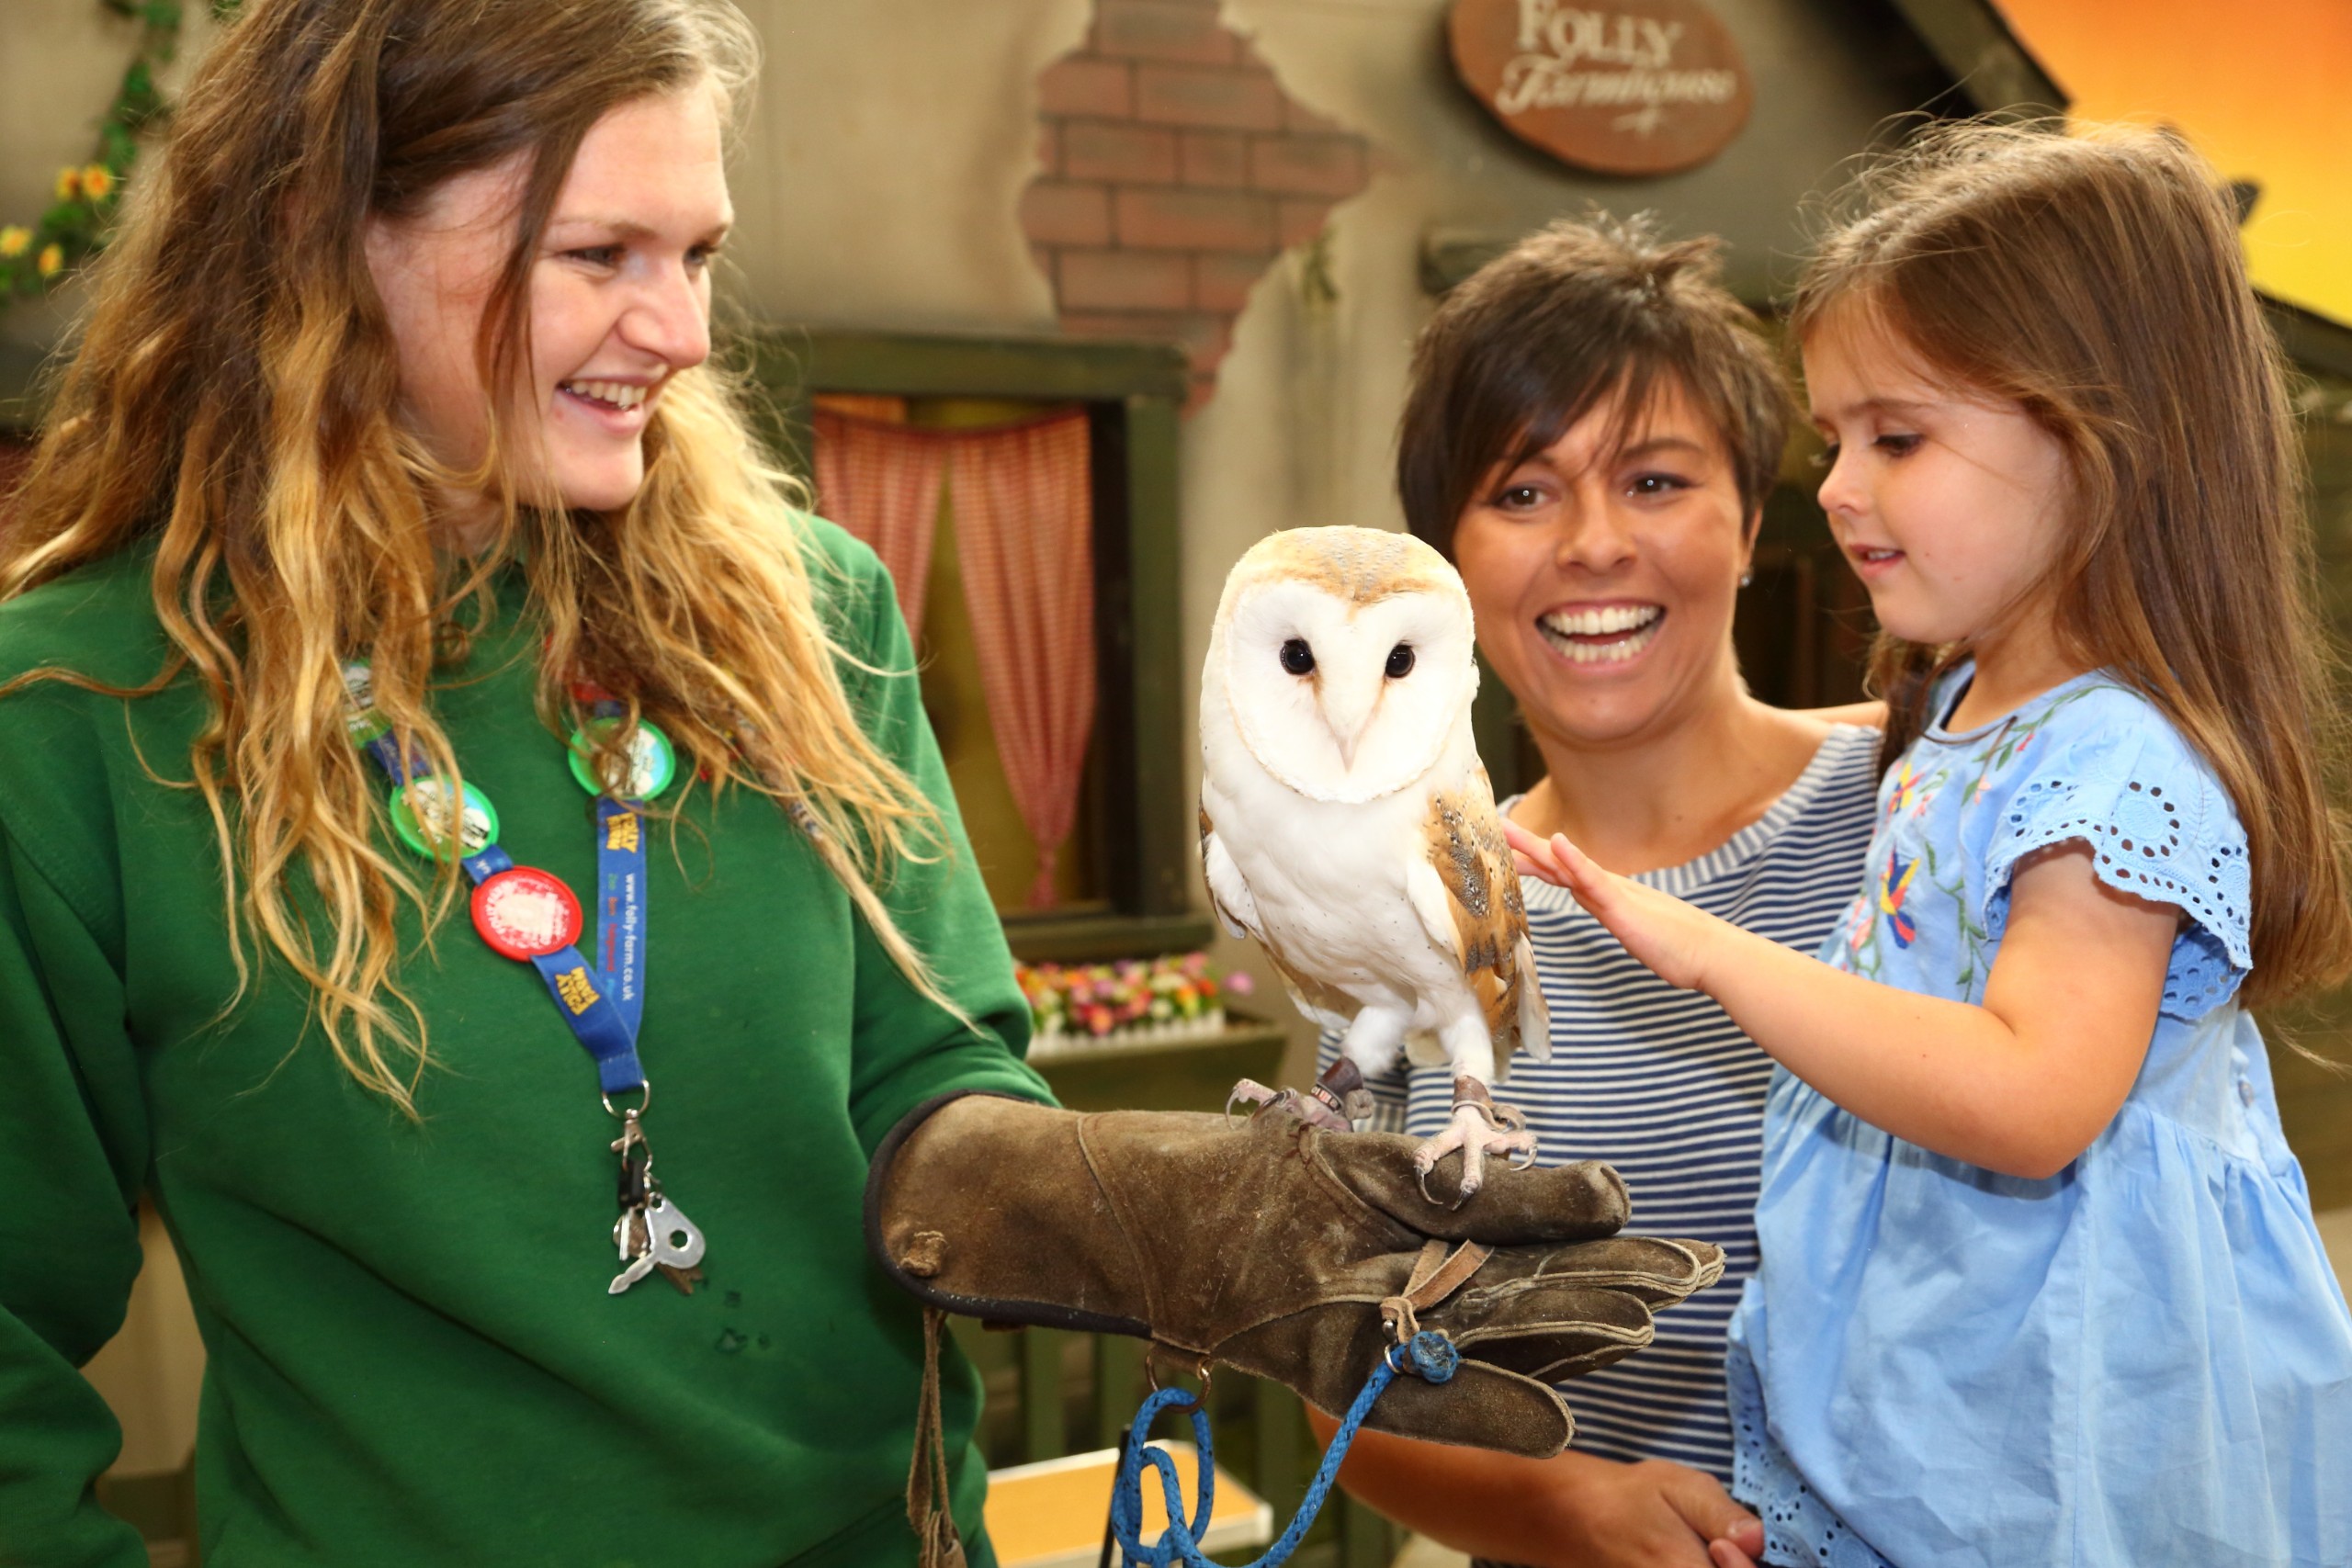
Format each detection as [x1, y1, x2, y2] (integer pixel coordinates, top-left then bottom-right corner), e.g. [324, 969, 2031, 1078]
[1202, 700, 1480, 1025]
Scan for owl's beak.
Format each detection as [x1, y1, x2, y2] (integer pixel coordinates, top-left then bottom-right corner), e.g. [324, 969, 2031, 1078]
[1320, 678, 1381, 773]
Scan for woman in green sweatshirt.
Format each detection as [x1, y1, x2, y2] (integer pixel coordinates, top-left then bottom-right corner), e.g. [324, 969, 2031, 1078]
[0, 5, 1064, 1562]
[0, 4, 1723, 1565]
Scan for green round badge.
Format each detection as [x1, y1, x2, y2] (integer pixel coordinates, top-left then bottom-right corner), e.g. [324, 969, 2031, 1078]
[567, 718, 677, 802]
[341, 660, 389, 745]
[389, 777, 501, 861]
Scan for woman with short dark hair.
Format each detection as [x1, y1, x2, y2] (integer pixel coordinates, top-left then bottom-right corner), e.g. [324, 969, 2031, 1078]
[1315, 217, 1882, 1568]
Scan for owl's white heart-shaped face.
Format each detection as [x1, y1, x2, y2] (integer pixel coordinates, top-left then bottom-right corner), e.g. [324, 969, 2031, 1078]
[1222, 575, 1476, 804]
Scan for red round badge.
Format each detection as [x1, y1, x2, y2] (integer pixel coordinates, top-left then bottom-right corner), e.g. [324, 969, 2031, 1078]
[469, 866, 583, 961]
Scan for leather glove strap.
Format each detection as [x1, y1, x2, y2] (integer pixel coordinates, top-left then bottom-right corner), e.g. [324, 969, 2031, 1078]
[1379, 1237, 1491, 1345]
[907, 1307, 967, 1568]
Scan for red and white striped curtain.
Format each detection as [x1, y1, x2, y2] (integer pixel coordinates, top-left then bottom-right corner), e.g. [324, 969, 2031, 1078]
[948, 412, 1095, 908]
[810, 409, 951, 642]
[809, 406, 1097, 909]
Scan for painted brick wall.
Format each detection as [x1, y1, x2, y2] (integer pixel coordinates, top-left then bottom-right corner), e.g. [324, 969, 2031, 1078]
[1022, 0, 1372, 409]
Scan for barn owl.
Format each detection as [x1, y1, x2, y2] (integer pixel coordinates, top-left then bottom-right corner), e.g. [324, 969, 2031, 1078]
[1200, 525, 1549, 1199]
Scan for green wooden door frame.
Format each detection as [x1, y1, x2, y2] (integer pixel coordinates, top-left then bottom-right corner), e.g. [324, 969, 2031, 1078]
[745, 328, 1211, 963]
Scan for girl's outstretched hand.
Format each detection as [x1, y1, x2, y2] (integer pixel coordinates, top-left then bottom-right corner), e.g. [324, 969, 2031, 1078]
[1503, 820, 1726, 992]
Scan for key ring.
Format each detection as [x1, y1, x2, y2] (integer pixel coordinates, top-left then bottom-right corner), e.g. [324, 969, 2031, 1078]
[602, 1079, 652, 1120]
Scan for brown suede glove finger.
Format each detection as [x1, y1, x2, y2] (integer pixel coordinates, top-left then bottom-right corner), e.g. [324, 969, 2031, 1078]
[1312, 1133, 1634, 1245]
[1448, 1233, 1730, 1309]
[867, 1092, 1727, 1458]
[1434, 1279, 1671, 1382]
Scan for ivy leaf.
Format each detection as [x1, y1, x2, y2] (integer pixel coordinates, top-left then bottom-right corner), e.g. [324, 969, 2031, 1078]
[117, 61, 164, 127]
[7, 0, 195, 304]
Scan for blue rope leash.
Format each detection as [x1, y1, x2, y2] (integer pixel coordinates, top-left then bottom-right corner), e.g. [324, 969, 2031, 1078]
[1108, 1330, 1461, 1568]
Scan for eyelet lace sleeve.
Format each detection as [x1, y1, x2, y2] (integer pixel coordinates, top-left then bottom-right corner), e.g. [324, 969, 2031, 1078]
[1980, 705, 2252, 1021]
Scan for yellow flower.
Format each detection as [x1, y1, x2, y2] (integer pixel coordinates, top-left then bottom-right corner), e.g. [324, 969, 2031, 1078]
[0, 227, 28, 259]
[37, 243, 63, 278]
[80, 164, 115, 203]
[54, 167, 79, 202]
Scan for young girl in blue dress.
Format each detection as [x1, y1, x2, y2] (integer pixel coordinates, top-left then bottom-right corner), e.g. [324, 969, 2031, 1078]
[1508, 121, 2352, 1568]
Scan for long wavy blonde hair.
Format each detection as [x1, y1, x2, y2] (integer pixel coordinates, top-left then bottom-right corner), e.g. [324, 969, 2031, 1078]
[0, 0, 959, 1111]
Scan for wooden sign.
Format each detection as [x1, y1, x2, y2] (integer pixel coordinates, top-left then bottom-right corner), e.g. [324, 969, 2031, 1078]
[1448, 0, 1754, 177]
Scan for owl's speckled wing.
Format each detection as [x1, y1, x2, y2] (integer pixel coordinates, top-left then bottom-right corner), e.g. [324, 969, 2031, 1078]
[1408, 765, 1551, 1069]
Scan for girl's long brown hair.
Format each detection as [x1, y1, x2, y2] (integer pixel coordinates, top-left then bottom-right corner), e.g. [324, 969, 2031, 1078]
[1792, 119, 2352, 1008]
[0, 0, 962, 1111]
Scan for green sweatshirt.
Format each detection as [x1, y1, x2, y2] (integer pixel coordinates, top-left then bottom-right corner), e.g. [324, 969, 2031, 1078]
[0, 523, 1052, 1567]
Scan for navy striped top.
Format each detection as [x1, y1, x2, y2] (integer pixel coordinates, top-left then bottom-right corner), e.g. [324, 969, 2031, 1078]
[1319, 723, 1882, 1483]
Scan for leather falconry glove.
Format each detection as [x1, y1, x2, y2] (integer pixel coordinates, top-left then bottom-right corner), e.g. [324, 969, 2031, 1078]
[866, 1091, 1724, 1460]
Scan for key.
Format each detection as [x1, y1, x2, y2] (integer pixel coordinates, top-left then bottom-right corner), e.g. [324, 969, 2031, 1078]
[608, 1208, 659, 1294]
[643, 1195, 706, 1270]
[656, 1261, 706, 1295]
[648, 1210, 706, 1293]
[642, 1195, 707, 1296]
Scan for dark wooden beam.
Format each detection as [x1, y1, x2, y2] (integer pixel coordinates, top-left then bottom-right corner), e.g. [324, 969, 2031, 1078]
[746, 328, 1189, 405]
[1880, 0, 2067, 118]
[2267, 296, 2352, 384]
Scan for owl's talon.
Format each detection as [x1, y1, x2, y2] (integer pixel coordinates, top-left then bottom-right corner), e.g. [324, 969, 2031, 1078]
[1226, 1077, 1353, 1133]
[1225, 1078, 1283, 1126]
[1416, 1163, 1447, 1208]
[1411, 1078, 1540, 1206]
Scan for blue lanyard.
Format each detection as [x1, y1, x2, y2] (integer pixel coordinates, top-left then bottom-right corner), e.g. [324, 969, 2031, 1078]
[357, 724, 650, 1097]
[345, 665, 704, 1295]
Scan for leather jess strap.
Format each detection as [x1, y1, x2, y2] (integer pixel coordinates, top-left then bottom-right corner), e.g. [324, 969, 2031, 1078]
[908, 1306, 968, 1568]
[1380, 1237, 1493, 1346]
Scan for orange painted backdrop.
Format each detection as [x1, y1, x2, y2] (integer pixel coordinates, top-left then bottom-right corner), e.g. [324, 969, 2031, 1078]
[1993, 0, 2352, 328]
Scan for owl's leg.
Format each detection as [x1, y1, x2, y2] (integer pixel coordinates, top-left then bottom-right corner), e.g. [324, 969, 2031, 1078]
[1227, 1060, 1359, 1132]
[1338, 1006, 1407, 1077]
[1228, 1073, 1345, 1131]
[1411, 1018, 1539, 1205]
[1228, 1007, 1405, 1131]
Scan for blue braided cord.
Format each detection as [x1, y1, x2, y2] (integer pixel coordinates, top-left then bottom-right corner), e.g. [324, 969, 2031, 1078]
[1110, 1331, 1456, 1568]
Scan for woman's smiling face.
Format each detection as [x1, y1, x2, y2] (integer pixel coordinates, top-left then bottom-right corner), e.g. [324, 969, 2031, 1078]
[364, 83, 732, 541]
[1452, 382, 1754, 751]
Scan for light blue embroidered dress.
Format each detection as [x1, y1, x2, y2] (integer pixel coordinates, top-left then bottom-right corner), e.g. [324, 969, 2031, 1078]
[1725, 669, 2352, 1568]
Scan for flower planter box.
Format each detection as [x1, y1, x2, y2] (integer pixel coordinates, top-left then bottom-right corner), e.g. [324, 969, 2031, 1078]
[1027, 1010, 1288, 1114]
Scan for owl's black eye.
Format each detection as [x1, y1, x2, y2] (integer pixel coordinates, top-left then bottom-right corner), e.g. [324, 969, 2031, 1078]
[1385, 644, 1415, 679]
[1279, 638, 1316, 676]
